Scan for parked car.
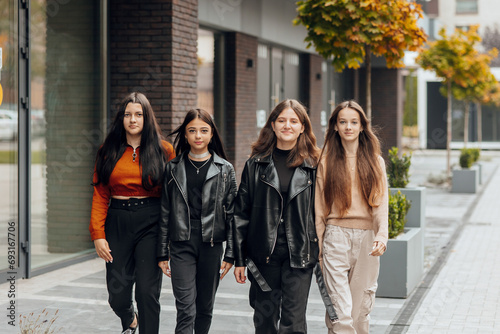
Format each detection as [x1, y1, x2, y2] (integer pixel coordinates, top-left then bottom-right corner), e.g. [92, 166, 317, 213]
[0, 109, 18, 141]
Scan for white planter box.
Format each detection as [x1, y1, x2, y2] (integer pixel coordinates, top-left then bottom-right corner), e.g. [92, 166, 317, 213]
[377, 227, 423, 298]
[389, 187, 426, 230]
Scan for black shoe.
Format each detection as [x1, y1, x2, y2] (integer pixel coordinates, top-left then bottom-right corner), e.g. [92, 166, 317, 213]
[121, 312, 138, 334]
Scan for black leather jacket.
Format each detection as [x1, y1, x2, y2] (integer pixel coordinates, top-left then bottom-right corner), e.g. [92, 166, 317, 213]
[157, 151, 237, 260]
[234, 154, 319, 268]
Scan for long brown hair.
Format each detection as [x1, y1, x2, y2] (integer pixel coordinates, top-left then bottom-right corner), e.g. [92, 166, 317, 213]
[251, 99, 320, 167]
[320, 100, 385, 217]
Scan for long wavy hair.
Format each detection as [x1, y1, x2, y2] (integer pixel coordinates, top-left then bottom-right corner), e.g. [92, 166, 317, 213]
[320, 100, 385, 217]
[169, 108, 228, 160]
[251, 99, 320, 167]
[93, 92, 170, 189]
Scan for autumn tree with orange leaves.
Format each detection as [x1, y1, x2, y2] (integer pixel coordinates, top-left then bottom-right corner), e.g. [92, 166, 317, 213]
[294, 0, 427, 119]
[416, 26, 498, 177]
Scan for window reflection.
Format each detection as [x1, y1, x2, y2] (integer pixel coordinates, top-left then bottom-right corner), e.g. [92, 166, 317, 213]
[197, 29, 214, 115]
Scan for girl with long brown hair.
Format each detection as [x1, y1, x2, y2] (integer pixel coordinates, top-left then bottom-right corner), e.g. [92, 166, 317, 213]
[315, 100, 388, 334]
[234, 99, 320, 333]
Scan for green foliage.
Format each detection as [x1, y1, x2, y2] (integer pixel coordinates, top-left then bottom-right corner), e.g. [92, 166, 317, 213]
[387, 147, 411, 188]
[388, 190, 411, 239]
[403, 74, 418, 126]
[459, 148, 480, 168]
[469, 148, 480, 163]
[459, 148, 474, 169]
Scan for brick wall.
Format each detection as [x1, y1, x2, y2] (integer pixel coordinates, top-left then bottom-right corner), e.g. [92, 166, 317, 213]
[109, 0, 198, 134]
[358, 67, 402, 157]
[224, 32, 258, 178]
[300, 53, 324, 147]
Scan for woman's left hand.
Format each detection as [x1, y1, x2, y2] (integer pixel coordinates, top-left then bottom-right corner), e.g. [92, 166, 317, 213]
[369, 241, 386, 257]
[220, 261, 233, 280]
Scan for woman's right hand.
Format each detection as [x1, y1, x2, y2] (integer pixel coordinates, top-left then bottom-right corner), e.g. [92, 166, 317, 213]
[158, 260, 171, 277]
[234, 266, 247, 284]
[94, 239, 113, 263]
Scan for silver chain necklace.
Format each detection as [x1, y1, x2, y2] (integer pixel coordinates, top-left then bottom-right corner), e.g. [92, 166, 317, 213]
[188, 157, 210, 174]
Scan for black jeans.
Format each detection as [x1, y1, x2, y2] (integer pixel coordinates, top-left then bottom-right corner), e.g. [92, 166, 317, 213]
[170, 219, 223, 334]
[249, 244, 313, 334]
[105, 198, 162, 334]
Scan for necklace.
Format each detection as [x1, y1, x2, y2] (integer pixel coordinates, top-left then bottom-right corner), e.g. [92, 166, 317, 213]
[188, 157, 210, 174]
[189, 150, 210, 159]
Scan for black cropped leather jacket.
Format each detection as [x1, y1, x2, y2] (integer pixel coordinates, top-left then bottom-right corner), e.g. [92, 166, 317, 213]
[233, 154, 319, 268]
[156, 151, 237, 261]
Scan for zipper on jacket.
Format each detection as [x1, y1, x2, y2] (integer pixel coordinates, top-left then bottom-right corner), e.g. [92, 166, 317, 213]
[261, 178, 283, 262]
[209, 171, 221, 247]
[306, 186, 312, 263]
[171, 170, 191, 236]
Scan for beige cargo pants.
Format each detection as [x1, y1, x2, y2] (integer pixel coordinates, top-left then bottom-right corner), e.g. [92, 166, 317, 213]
[322, 225, 380, 334]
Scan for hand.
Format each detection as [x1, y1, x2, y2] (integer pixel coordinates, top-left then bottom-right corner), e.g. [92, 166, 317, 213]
[234, 266, 246, 284]
[369, 241, 386, 257]
[158, 260, 171, 277]
[94, 239, 113, 263]
[219, 261, 233, 280]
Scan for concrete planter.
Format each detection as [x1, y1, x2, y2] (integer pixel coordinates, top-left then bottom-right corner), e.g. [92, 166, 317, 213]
[377, 227, 423, 298]
[389, 187, 426, 230]
[473, 162, 482, 184]
[451, 167, 479, 193]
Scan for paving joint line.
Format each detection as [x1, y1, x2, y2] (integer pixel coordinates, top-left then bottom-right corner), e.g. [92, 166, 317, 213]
[385, 164, 499, 334]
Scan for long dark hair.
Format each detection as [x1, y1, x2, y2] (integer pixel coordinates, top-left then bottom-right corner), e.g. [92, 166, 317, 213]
[251, 99, 320, 167]
[170, 108, 228, 160]
[320, 100, 385, 217]
[94, 92, 169, 189]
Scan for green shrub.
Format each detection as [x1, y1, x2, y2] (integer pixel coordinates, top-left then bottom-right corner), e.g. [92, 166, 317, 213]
[388, 190, 411, 239]
[387, 147, 411, 188]
[459, 148, 474, 169]
[469, 148, 480, 163]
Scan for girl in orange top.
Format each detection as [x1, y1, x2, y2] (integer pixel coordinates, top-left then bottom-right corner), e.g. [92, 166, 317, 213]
[90, 92, 175, 334]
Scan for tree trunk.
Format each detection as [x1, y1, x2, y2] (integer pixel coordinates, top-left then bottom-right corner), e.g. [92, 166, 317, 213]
[477, 102, 482, 147]
[447, 81, 452, 179]
[463, 100, 470, 147]
[366, 45, 372, 120]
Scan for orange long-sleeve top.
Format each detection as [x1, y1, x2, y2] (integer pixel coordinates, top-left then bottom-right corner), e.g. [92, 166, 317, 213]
[89, 140, 175, 240]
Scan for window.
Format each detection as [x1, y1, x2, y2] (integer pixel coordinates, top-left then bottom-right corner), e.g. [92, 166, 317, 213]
[456, 0, 478, 14]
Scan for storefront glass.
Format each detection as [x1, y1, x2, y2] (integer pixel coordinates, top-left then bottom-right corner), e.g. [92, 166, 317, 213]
[30, 0, 102, 269]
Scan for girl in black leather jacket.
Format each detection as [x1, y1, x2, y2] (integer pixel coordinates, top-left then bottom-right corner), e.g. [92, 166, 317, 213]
[234, 99, 321, 333]
[157, 109, 237, 334]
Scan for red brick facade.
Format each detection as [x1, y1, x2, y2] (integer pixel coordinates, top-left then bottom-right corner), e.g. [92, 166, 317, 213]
[109, 0, 198, 134]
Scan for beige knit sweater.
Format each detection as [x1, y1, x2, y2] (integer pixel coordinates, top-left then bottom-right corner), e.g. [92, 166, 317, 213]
[315, 155, 389, 256]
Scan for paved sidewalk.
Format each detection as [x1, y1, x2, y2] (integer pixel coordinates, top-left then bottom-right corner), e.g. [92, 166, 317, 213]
[1, 149, 499, 333]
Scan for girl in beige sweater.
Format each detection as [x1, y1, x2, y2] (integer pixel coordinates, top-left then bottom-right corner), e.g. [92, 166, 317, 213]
[315, 101, 388, 334]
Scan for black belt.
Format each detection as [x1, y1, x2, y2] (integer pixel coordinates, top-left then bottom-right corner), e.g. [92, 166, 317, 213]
[110, 197, 160, 209]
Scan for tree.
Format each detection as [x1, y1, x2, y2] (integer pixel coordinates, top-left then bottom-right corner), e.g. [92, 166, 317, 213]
[294, 0, 427, 119]
[416, 26, 485, 178]
[451, 47, 498, 147]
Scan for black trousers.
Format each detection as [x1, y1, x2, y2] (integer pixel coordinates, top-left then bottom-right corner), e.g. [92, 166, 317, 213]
[169, 220, 223, 334]
[105, 198, 162, 334]
[249, 244, 313, 334]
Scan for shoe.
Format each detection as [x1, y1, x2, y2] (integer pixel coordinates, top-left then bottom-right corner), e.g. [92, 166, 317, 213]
[121, 312, 138, 334]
